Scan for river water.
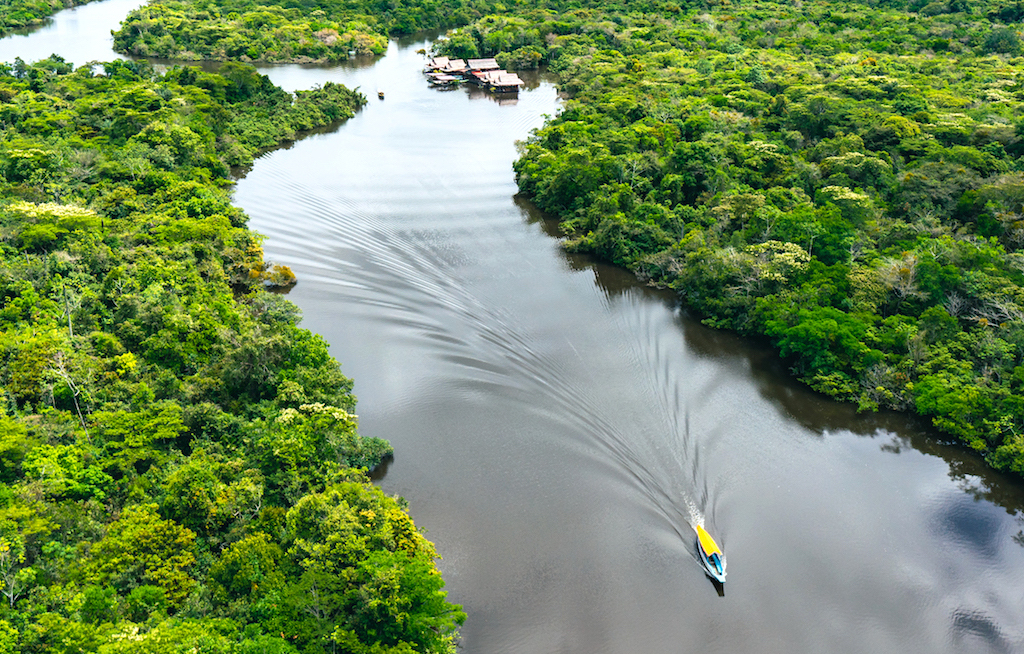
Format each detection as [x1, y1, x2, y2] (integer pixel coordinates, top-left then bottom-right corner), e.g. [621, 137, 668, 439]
[8, 6, 1024, 653]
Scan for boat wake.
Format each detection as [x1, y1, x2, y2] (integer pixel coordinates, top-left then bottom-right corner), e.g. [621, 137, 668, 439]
[238, 78, 727, 582]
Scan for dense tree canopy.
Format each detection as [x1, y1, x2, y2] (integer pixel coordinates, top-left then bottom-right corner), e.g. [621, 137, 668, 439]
[7, 0, 1024, 648]
[460, 1, 1024, 476]
[113, 0, 501, 62]
[0, 55, 463, 652]
[106, 0, 1024, 478]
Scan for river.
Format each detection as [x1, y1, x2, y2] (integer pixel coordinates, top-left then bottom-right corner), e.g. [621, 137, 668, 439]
[7, 5, 1024, 653]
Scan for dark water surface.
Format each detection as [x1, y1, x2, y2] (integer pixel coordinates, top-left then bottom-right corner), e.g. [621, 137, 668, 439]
[8, 8, 1024, 653]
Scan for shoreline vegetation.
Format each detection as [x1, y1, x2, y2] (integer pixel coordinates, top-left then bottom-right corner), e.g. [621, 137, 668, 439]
[2, 0, 1024, 649]
[444, 0, 1024, 479]
[0, 47, 464, 654]
[109, 0, 1024, 479]
[112, 0, 498, 63]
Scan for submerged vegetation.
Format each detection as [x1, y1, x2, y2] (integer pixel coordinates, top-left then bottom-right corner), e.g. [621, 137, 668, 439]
[0, 55, 464, 652]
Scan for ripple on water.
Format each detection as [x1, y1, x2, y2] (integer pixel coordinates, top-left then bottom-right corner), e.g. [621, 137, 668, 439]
[230, 32, 1024, 654]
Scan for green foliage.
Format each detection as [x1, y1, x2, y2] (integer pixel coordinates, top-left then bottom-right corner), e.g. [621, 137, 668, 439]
[86, 504, 197, 605]
[286, 483, 465, 653]
[0, 620, 16, 654]
[485, 0, 1024, 476]
[112, 0, 501, 63]
[126, 585, 169, 622]
[984, 26, 1021, 54]
[79, 585, 117, 624]
[0, 51, 457, 654]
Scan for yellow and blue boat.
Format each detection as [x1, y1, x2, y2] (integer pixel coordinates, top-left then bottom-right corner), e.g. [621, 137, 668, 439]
[696, 525, 726, 583]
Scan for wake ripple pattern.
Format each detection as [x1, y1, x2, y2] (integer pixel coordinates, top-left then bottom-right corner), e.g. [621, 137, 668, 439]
[241, 112, 725, 576]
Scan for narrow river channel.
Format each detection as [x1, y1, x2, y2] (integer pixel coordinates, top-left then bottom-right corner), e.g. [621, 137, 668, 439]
[7, 6, 1024, 653]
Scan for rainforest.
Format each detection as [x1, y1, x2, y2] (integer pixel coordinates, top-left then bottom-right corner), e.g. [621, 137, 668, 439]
[108, 0, 1024, 477]
[0, 54, 463, 654]
[2, 0, 1024, 652]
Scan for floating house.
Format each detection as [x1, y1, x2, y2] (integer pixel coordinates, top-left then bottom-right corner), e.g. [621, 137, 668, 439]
[479, 69, 525, 92]
[467, 58, 500, 72]
[425, 56, 468, 74]
[424, 55, 523, 93]
[424, 56, 449, 71]
[467, 70, 490, 86]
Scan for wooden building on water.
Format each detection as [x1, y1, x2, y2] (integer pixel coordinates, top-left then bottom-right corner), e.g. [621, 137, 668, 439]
[474, 69, 525, 92]
[467, 58, 500, 72]
[424, 56, 467, 74]
[424, 56, 448, 71]
[425, 56, 524, 93]
[426, 72, 460, 87]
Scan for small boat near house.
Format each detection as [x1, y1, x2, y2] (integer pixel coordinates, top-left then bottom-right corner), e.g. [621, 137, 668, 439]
[426, 72, 461, 88]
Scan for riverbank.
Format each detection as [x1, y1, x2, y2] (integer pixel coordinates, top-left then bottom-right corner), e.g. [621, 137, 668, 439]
[232, 36, 1024, 653]
[3, 3, 1024, 653]
[0, 51, 463, 654]
[72, 0, 1024, 482]
[435, 1, 1024, 479]
[110, 0, 496, 63]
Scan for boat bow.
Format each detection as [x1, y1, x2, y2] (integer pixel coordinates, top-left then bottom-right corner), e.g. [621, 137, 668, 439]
[696, 525, 726, 583]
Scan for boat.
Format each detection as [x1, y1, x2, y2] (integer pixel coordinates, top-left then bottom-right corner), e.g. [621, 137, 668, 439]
[696, 525, 726, 583]
[426, 72, 461, 87]
[377, 90, 384, 100]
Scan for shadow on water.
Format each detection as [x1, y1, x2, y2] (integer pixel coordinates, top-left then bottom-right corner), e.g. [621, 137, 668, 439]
[368, 454, 393, 482]
[139, 45, 386, 74]
[465, 86, 521, 106]
[228, 117, 355, 180]
[710, 577, 725, 597]
[395, 28, 448, 48]
[3, 19, 55, 38]
[427, 68, 556, 105]
[950, 609, 1017, 654]
[515, 194, 1024, 524]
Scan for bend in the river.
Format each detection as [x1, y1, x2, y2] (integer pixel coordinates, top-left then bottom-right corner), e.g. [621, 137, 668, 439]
[6, 5, 1024, 653]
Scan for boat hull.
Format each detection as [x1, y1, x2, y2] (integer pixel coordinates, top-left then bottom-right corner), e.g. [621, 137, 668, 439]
[696, 525, 726, 583]
[699, 551, 726, 583]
